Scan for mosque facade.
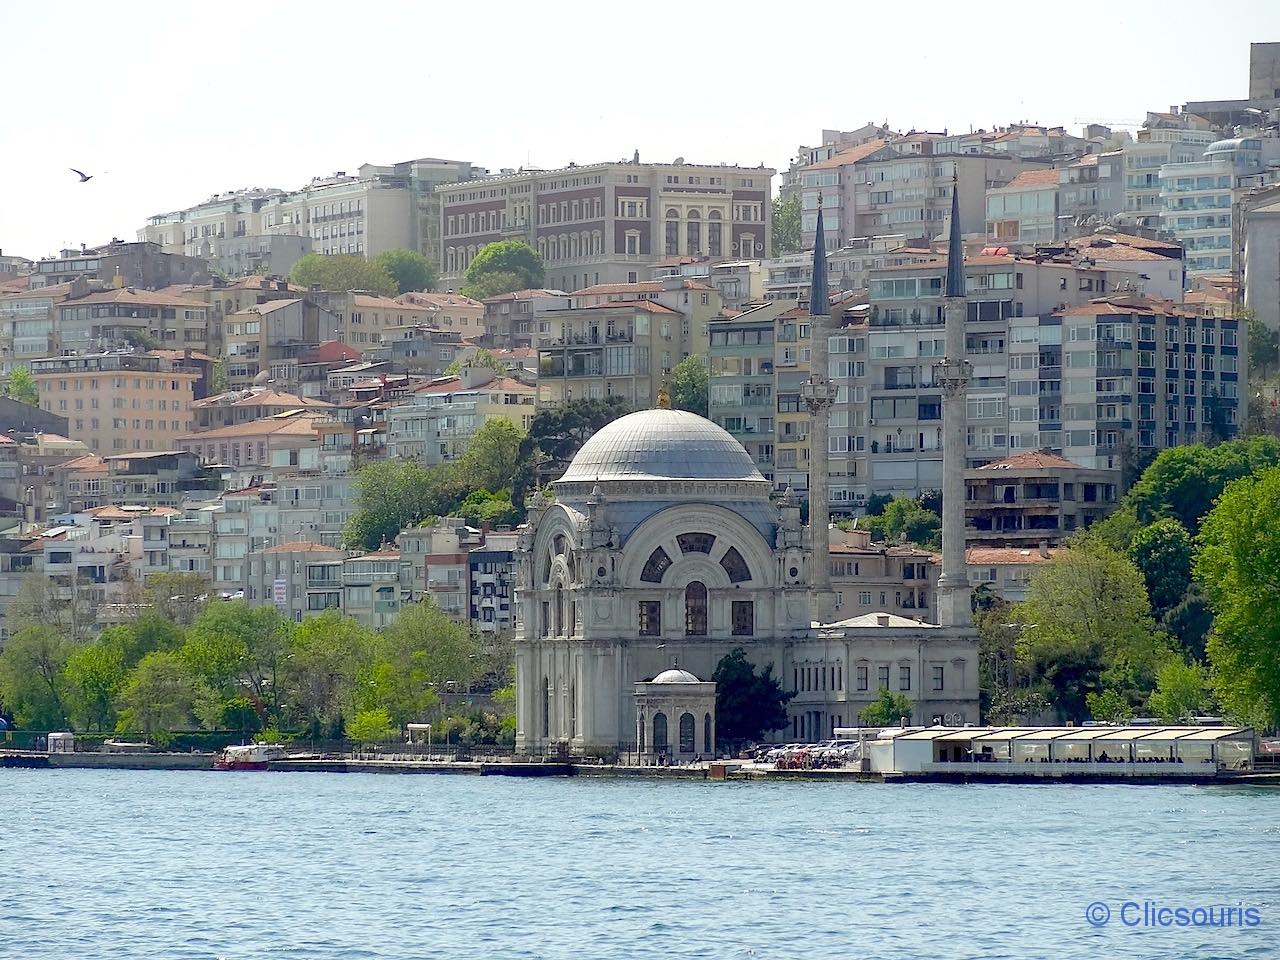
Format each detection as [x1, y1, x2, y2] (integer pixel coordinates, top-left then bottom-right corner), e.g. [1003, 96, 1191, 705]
[512, 192, 980, 756]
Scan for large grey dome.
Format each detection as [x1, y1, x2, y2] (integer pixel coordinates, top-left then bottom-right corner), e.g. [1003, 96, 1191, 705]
[556, 409, 765, 484]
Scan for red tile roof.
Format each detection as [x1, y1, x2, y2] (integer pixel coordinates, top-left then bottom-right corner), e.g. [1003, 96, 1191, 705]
[179, 412, 327, 441]
[573, 280, 712, 295]
[805, 139, 893, 171]
[975, 451, 1086, 471]
[59, 287, 209, 308]
[967, 546, 1060, 565]
[1002, 169, 1060, 189]
[579, 299, 677, 314]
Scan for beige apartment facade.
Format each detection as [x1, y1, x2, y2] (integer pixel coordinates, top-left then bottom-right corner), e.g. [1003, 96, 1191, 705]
[438, 160, 774, 293]
[31, 353, 197, 454]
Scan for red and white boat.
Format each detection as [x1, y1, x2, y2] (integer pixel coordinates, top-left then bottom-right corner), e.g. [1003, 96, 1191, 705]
[214, 743, 285, 770]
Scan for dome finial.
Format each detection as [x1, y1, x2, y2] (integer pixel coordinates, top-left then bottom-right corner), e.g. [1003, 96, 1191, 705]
[656, 379, 671, 409]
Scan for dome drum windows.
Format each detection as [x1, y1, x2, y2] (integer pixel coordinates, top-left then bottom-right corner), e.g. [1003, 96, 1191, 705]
[719, 546, 751, 584]
[677, 532, 716, 554]
[641, 546, 673, 583]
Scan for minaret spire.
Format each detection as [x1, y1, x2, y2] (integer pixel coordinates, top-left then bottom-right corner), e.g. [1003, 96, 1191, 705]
[802, 195, 836, 608]
[935, 172, 972, 627]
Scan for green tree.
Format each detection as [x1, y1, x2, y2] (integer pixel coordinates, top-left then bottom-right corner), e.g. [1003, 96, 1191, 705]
[62, 642, 127, 731]
[115, 651, 197, 746]
[1127, 518, 1193, 618]
[668, 355, 709, 416]
[1085, 688, 1133, 723]
[771, 195, 802, 257]
[1163, 587, 1214, 661]
[209, 357, 228, 395]
[858, 688, 916, 727]
[348, 707, 396, 743]
[711, 647, 794, 749]
[461, 418, 524, 491]
[862, 495, 941, 549]
[457, 489, 521, 528]
[373, 248, 438, 294]
[182, 602, 293, 722]
[1015, 541, 1170, 721]
[512, 396, 632, 508]
[361, 599, 479, 726]
[0, 625, 73, 728]
[144, 572, 212, 627]
[1126, 436, 1280, 532]
[1147, 659, 1212, 722]
[1248, 314, 1278, 380]
[985, 689, 1050, 726]
[284, 610, 373, 736]
[444, 348, 507, 377]
[289, 253, 397, 296]
[1197, 466, 1280, 726]
[461, 241, 545, 300]
[346, 459, 466, 550]
[6, 366, 39, 406]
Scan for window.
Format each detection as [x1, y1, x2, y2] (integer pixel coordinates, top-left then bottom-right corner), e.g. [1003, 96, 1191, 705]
[677, 532, 716, 554]
[877, 665, 890, 689]
[638, 600, 661, 636]
[732, 600, 753, 637]
[679, 712, 696, 753]
[719, 547, 751, 583]
[542, 677, 550, 738]
[932, 666, 945, 691]
[899, 665, 911, 690]
[653, 712, 669, 751]
[856, 665, 868, 691]
[704, 713, 713, 754]
[641, 547, 672, 583]
[685, 581, 708, 636]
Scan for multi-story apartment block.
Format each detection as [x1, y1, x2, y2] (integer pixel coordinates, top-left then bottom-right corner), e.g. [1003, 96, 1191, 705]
[0, 281, 79, 372]
[1123, 115, 1218, 229]
[468, 532, 516, 635]
[535, 278, 719, 408]
[30, 240, 208, 291]
[845, 256, 1167, 499]
[965, 451, 1118, 546]
[708, 302, 785, 483]
[191, 387, 335, 431]
[1161, 135, 1280, 279]
[31, 353, 197, 455]
[384, 367, 535, 464]
[222, 298, 340, 389]
[247, 541, 346, 622]
[965, 543, 1060, 603]
[341, 546, 402, 628]
[828, 527, 939, 622]
[1009, 297, 1243, 468]
[311, 292, 437, 349]
[396, 291, 485, 337]
[986, 169, 1061, 244]
[438, 160, 774, 292]
[141, 158, 484, 267]
[1057, 151, 1125, 232]
[480, 289, 571, 351]
[178, 410, 327, 471]
[1243, 184, 1280, 332]
[52, 286, 211, 355]
[99, 451, 219, 509]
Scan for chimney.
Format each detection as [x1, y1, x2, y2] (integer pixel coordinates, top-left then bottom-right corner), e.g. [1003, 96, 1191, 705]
[1038, 540, 1050, 559]
[876, 613, 890, 627]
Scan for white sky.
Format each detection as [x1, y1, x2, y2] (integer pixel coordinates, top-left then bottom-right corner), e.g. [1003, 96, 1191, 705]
[2, 0, 1276, 259]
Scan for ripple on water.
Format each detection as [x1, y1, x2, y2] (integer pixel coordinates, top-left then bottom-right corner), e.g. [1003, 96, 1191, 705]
[0, 771, 1276, 959]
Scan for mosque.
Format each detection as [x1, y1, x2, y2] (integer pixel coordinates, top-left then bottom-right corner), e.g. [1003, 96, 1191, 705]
[512, 191, 980, 758]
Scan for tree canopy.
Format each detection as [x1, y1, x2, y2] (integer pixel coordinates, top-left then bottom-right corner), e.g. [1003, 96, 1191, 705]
[668, 355, 708, 417]
[1013, 541, 1170, 721]
[345, 459, 466, 550]
[289, 253, 397, 296]
[461, 241, 545, 300]
[858, 688, 915, 727]
[462, 419, 524, 492]
[444, 348, 507, 377]
[1126, 518, 1194, 619]
[1196, 465, 1280, 727]
[771, 195, 802, 257]
[512, 396, 632, 507]
[712, 648, 793, 749]
[6, 366, 38, 406]
[860, 495, 941, 550]
[372, 248, 438, 294]
[1125, 436, 1280, 532]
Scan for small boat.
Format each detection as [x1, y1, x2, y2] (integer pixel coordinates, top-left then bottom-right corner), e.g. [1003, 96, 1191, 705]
[214, 743, 286, 771]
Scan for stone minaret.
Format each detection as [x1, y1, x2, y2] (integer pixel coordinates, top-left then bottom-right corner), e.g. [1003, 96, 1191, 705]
[802, 198, 836, 601]
[935, 176, 973, 627]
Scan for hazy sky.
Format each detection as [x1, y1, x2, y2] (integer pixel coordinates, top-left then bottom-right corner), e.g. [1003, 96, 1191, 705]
[2, 0, 1276, 259]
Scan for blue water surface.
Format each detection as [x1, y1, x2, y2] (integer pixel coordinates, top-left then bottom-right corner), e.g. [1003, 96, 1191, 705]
[1, 770, 1276, 959]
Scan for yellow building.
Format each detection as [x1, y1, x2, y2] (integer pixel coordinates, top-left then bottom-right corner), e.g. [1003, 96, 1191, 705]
[31, 353, 197, 454]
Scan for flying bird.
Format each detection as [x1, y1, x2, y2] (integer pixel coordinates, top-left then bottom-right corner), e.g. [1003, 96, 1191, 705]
[70, 168, 93, 182]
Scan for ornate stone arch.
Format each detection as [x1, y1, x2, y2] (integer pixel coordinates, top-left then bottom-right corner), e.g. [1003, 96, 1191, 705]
[618, 504, 775, 590]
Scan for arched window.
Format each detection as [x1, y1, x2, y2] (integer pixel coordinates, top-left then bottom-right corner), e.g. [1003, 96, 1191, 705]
[677, 532, 716, 554]
[685, 581, 708, 636]
[708, 211, 723, 257]
[665, 213, 679, 256]
[541, 677, 550, 739]
[555, 584, 564, 636]
[641, 546, 672, 583]
[679, 712, 696, 753]
[653, 712, 668, 751]
[719, 547, 751, 584]
[704, 713, 713, 754]
[686, 209, 701, 254]
[638, 712, 646, 752]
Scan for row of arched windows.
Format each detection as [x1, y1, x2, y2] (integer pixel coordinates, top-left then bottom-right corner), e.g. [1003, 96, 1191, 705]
[646, 711, 712, 754]
[640, 542, 752, 585]
[537, 231, 604, 264]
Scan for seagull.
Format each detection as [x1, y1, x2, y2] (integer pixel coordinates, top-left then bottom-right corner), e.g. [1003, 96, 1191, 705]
[70, 168, 93, 182]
